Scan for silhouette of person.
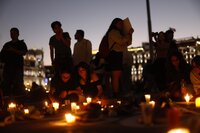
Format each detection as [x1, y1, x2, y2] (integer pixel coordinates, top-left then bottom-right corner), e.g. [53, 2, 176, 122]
[0, 27, 28, 97]
[73, 29, 92, 66]
[104, 18, 133, 98]
[49, 21, 73, 77]
[190, 55, 200, 95]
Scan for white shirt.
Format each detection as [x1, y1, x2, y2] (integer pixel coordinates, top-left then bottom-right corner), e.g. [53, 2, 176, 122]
[73, 39, 92, 65]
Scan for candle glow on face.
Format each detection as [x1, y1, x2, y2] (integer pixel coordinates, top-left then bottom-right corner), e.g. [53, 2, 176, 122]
[65, 113, 76, 124]
[52, 102, 59, 111]
[167, 128, 190, 133]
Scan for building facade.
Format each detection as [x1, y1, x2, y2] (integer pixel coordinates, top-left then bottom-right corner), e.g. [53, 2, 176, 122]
[23, 49, 46, 91]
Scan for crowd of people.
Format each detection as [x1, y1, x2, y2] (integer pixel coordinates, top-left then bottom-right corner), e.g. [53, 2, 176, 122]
[0, 18, 199, 107]
[142, 28, 200, 101]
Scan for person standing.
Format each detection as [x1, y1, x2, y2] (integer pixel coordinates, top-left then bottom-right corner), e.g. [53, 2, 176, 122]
[105, 18, 133, 98]
[73, 30, 92, 66]
[49, 21, 72, 77]
[0, 27, 28, 96]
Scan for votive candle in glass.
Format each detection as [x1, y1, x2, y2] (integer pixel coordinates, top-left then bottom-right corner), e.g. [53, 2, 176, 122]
[145, 94, 151, 103]
[65, 113, 76, 124]
[195, 97, 200, 108]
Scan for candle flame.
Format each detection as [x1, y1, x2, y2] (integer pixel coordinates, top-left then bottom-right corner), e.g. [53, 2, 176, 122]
[184, 93, 190, 103]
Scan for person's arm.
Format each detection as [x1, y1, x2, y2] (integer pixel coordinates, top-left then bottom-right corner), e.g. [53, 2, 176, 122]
[109, 29, 132, 47]
[91, 73, 103, 97]
[68, 87, 83, 95]
[49, 45, 54, 65]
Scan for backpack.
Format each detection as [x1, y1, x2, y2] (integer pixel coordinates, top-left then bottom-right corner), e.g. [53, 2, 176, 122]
[98, 35, 115, 59]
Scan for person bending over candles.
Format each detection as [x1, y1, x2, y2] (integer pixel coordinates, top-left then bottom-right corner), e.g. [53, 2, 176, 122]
[49, 65, 82, 103]
[75, 62, 103, 99]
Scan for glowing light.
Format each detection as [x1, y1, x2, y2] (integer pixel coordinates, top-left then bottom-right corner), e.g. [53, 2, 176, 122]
[149, 101, 155, 108]
[65, 113, 76, 124]
[184, 93, 191, 104]
[86, 97, 92, 103]
[24, 109, 29, 114]
[195, 97, 200, 108]
[52, 102, 59, 111]
[71, 102, 77, 112]
[144, 94, 151, 103]
[44, 101, 48, 107]
[8, 102, 16, 109]
[167, 128, 190, 133]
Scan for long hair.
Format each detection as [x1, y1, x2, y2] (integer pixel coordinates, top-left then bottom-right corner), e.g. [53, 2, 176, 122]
[105, 18, 123, 36]
[76, 62, 91, 85]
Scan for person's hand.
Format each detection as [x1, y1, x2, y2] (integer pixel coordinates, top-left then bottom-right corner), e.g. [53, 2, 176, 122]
[59, 91, 67, 99]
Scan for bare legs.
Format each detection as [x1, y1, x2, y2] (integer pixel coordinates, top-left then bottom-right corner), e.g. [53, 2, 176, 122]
[111, 70, 122, 98]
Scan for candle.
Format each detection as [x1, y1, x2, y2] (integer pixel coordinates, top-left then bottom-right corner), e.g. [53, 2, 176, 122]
[145, 94, 151, 103]
[195, 97, 200, 108]
[117, 100, 122, 105]
[65, 113, 76, 124]
[167, 107, 180, 129]
[86, 97, 92, 103]
[109, 105, 114, 108]
[184, 93, 190, 104]
[97, 100, 101, 105]
[167, 128, 190, 133]
[52, 102, 59, 111]
[71, 102, 77, 112]
[76, 105, 80, 110]
[24, 109, 29, 114]
[149, 101, 155, 108]
[8, 102, 16, 109]
[44, 101, 48, 107]
[83, 102, 88, 106]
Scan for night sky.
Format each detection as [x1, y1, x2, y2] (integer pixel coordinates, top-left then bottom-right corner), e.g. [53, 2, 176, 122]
[0, 0, 200, 65]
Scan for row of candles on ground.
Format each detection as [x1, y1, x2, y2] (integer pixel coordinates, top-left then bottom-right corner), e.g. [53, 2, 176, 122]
[144, 93, 200, 107]
[7, 97, 122, 124]
[144, 94, 195, 133]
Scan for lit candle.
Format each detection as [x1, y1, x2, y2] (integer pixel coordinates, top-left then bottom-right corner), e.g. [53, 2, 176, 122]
[65, 113, 76, 124]
[44, 101, 48, 107]
[145, 94, 151, 103]
[71, 102, 77, 112]
[83, 102, 88, 106]
[195, 97, 200, 108]
[86, 97, 92, 103]
[97, 100, 101, 105]
[167, 128, 190, 133]
[109, 105, 114, 108]
[184, 93, 190, 104]
[8, 102, 16, 109]
[52, 102, 59, 111]
[149, 101, 155, 108]
[117, 100, 122, 105]
[76, 105, 80, 110]
[24, 109, 29, 114]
